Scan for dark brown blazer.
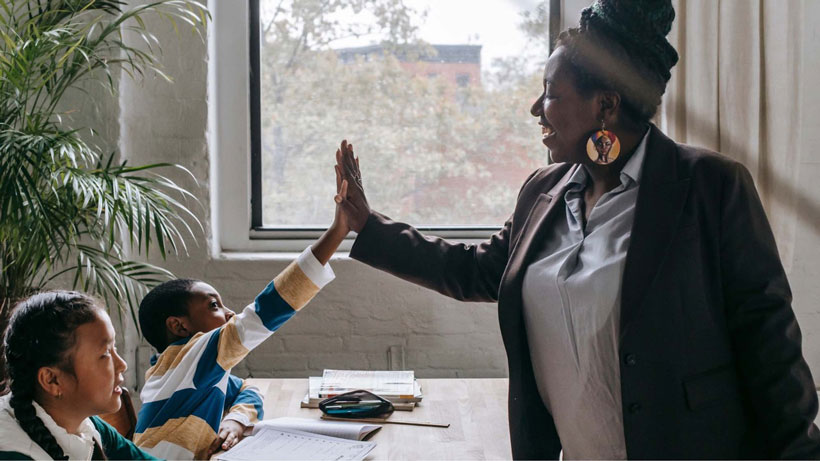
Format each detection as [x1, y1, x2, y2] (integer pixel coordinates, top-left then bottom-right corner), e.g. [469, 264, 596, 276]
[350, 125, 820, 458]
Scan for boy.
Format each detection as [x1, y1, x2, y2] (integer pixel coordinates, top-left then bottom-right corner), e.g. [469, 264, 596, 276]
[134, 171, 352, 459]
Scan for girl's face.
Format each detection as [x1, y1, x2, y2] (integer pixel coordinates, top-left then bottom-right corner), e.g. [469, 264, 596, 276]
[59, 311, 128, 417]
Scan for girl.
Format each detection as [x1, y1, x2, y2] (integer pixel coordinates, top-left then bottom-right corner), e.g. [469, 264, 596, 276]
[0, 291, 156, 460]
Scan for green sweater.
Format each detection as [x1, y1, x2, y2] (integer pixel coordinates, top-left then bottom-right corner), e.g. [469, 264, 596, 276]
[0, 416, 158, 460]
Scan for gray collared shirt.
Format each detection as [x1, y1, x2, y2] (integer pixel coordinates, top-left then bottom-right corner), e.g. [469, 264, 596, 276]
[521, 129, 650, 459]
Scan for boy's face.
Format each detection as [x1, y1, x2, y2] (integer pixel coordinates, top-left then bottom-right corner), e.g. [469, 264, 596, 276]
[181, 281, 236, 334]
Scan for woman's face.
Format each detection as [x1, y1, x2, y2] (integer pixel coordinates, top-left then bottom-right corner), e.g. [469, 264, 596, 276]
[58, 310, 128, 417]
[530, 46, 600, 164]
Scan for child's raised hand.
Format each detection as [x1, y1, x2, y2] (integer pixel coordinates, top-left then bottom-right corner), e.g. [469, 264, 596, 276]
[208, 419, 246, 455]
[332, 159, 351, 235]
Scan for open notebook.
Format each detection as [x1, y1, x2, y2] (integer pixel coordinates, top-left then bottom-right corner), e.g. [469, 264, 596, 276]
[218, 418, 381, 461]
[217, 426, 376, 461]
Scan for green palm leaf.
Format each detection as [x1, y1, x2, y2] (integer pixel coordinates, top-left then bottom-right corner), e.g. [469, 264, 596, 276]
[0, 0, 209, 321]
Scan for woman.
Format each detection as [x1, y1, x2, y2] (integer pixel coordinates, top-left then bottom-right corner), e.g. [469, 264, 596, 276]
[0, 291, 156, 460]
[333, 0, 820, 458]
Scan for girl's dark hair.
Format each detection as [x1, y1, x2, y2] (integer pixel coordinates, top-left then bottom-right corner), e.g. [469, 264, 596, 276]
[138, 278, 198, 352]
[3, 291, 106, 460]
[555, 0, 679, 123]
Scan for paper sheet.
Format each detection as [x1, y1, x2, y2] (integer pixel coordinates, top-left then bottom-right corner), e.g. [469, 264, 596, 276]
[252, 417, 381, 440]
[217, 427, 376, 461]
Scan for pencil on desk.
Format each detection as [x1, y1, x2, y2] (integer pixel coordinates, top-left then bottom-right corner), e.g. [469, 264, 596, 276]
[320, 415, 450, 428]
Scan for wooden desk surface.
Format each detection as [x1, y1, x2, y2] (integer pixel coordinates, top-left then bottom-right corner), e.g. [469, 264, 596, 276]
[245, 378, 512, 460]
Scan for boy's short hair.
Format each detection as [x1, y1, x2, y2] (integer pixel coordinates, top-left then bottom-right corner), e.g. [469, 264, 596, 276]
[139, 278, 199, 352]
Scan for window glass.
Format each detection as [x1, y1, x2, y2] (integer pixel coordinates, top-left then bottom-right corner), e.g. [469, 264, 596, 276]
[259, 0, 550, 227]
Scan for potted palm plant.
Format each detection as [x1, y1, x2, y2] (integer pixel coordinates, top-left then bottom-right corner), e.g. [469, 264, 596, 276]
[0, 0, 208, 390]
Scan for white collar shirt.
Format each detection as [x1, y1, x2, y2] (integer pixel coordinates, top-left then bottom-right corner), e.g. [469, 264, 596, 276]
[0, 394, 102, 460]
[521, 128, 650, 459]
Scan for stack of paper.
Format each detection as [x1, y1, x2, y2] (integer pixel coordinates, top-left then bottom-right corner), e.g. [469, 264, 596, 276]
[301, 370, 423, 410]
[320, 370, 416, 399]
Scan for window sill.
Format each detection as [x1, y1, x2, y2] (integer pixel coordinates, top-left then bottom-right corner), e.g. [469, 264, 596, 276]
[215, 249, 355, 262]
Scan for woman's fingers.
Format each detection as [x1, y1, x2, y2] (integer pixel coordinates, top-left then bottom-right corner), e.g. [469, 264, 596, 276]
[338, 143, 353, 175]
[338, 192, 361, 218]
[337, 143, 356, 195]
[342, 140, 354, 167]
[339, 140, 355, 180]
[332, 140, 370, 233]
[336, 140, 369, 227]
[342, 143, 362, 190]
[341, 140, 350, 163]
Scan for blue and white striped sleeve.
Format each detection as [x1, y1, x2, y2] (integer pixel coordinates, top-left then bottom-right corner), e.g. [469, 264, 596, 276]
[222, 376, 264, 427]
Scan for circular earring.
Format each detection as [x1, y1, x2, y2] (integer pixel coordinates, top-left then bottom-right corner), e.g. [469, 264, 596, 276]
[586, 120, 621, 165]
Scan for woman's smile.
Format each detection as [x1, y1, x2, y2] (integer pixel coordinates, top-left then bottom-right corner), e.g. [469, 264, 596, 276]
[540, 123, 556, 141]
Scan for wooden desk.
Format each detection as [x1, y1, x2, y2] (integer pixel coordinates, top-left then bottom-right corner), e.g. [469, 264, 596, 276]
[245, 378, 512, 460]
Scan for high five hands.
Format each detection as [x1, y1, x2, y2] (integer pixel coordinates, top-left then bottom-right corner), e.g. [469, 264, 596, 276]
[334, 140, 370, 233]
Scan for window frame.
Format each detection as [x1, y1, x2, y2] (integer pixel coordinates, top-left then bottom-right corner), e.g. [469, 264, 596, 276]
[211, 0, 559, 253]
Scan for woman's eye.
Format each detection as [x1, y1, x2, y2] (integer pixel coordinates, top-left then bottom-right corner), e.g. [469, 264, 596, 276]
[210, 300, 219, 308]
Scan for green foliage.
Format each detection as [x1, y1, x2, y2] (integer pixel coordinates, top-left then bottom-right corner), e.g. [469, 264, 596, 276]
[258, 0, 548, 227]
[0, 0, 208, 321]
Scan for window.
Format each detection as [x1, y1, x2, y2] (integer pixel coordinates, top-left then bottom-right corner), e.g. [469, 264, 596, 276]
[250, 0, 553, 233]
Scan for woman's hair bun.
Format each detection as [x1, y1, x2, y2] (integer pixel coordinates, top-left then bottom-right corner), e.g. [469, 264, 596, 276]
[579, 0, 679, 85]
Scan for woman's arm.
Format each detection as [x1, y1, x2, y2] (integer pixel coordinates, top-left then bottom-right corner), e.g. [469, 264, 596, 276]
[351, 211, 511, 302]
[720, 162, 820, 457]
[335, 140, 511, 302]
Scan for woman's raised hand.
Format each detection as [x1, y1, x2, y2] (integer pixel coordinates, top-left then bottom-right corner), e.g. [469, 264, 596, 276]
[334, 139, 371, 233]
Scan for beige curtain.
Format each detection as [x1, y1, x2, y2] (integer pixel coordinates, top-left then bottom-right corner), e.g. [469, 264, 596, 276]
[659, 0, 804, 271]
